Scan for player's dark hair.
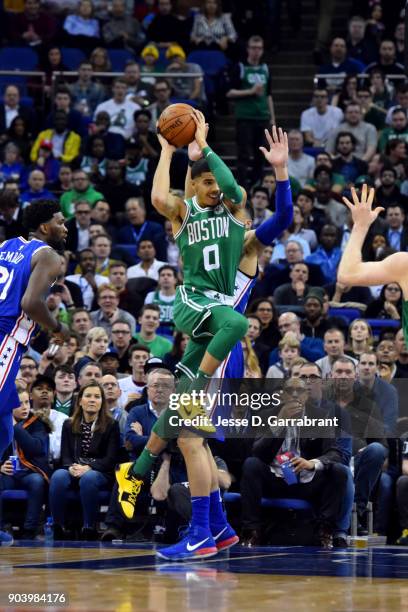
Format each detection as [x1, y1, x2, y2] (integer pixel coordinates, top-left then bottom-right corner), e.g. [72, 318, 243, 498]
[191, 158, 211, 179]
[22, 199, 61, 231]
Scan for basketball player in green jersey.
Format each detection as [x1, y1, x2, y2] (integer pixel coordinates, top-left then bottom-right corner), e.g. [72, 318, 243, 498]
[339, 184, 408, 340]
[116, 114, 292, 560]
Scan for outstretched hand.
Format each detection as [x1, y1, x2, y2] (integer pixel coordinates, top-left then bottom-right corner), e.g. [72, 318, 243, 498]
[191, 109, 207, 148]
[342, 184, 384, 229]
[259, 126, 288, 168]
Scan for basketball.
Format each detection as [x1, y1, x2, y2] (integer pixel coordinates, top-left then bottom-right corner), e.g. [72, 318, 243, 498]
[157, 103, 197, 148]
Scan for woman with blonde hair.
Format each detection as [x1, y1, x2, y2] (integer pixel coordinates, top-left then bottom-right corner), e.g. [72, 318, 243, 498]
[73, 327, 109, 377]
[241, 336, 262, 378]
[347, 319, 373, 360]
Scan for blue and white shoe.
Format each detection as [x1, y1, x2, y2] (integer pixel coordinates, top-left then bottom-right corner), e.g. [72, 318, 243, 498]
[156, 526, 218, 561]
[212, 523, 239, 551]
[0, 530, 13, 547]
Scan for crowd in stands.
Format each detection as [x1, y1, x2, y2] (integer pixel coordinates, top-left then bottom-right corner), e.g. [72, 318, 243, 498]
[1, 0, 408, 549]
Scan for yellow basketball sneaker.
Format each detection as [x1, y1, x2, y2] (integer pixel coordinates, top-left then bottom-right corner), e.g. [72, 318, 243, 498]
[115, 463, 143, 519]
[176, 392, 216, 434]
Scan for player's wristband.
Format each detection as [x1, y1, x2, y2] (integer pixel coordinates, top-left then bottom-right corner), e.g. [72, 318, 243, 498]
[188, 159, 195, 167]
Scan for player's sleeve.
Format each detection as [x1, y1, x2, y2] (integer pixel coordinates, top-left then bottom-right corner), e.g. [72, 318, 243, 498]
[202, 146, 243, 205]
[255, 179, 293, 245]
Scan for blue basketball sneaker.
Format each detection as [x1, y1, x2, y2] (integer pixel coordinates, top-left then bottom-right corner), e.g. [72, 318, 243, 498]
[212, 523, 239, 552]
[156, 526, 217, 561]
[0, 530, 13, 547]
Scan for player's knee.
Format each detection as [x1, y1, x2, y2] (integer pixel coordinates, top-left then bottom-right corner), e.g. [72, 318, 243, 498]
[233, 313, 249, 338]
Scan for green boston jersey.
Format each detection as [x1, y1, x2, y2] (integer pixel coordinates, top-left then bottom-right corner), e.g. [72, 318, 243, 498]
[234, 62, 271, 121]
[175, 196, 245, 296]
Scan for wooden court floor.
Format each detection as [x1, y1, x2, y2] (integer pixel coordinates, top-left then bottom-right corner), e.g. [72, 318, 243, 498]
[1, 542, 408, 611]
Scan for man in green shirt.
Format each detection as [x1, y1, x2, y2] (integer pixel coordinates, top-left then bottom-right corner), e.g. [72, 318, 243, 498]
[133, 304, 173, 359]
[379, 108, 408, 153]
[60, 169, 104, 219]
[227, 35, 275, 189]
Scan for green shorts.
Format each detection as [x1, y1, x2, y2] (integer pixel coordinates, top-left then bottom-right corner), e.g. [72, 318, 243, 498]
[174, 285, 230, 339]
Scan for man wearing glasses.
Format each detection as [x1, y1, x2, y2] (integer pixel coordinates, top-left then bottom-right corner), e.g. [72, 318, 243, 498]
[110, 320, 133, 374]
[300, 88, 343, 148]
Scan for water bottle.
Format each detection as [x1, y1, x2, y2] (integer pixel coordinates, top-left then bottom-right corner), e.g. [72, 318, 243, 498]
[44, 517, 54, 545]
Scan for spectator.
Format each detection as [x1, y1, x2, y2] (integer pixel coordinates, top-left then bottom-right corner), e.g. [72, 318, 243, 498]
[356, 86, 387, 132]
[21, 169, 53, 208]
[99, 350, 121, 377]
[164, 218, 180, 268]
[395, 328, 408, 378]
[117, 198, 165, 258]
[273, 262, 310, 306]
[102, 0, 145, 52]
[190, 0, 237, 53]
[108, 262, 131, 309]
[331, 74, 359, 112]
[369, 68, 393, 110]
[124, 139, 151, 187]
[331, 131, 368, 187]
[365, 39, 405, 78]
[376, 339, 398, 381]
[3, 116, 32, 163]
[145, 265, 177, 333]
[0, 385, 51, 539]
[110, 319, 133, 374]
[379, 108, 408, 153]
[296, 189, 325, 235]
[91, 199, 113, 231]
[31, 110, 81, 165]
[140, 43, 161, 85]
[0, 142, 27, 188]
[383, 205, 408, 252]
[19, 355, 38, 387]
[45, 87, 85, 139]
[91, 233, 116, 277]
[94, 78, 140, 141]
[375, 166, 408, 211]
[347, 15, 378, 65]
[316, 328, 358, 378]
[330, 357, 387, 534]
[287, 130, 315, 187]
[50, 164, 73, 196]
[77, 362, 103, 387]
[148, 79, 172, 128]
[287, 204, 318, 251]
[60, 169, 104, 220]
[250, 187, 272, 229]
[301, 289, 340, 339]
[147, 0, 192, 49]
[385, 84, 408, 126]
[266, 333, 300, 378]
[65, 200, 92, 256]
[65, 249, 107, 310]
[127, 239, 166, 281]
[91, 284, 136, 335]
[70, 308, 93, 348]
[394, 19, 405, 64]
[245, 314, 270, 375]
[0, 85, 35, 135]
[240, 376, 347, 548]
[365, 283, 402, 320]
[0, 189, 24, 241]
[49, 381, 120, 540]
[358, 351, 398, 436]
[319, 37, 364, 91]
[62, 0, 100, 53]
[305, 151, 346, 195]
[81, 136, 107, 182]
[133, 304, 173, 359]
[248, 298, 280, 350]
[31, 140, 60, 185]
[300, 88, 343, 147]
[241, 336, 262, 378]
[89, 46, 112, 72]
[118, 344, 150, 409]
[39, 46, 68, 99]
[227, 35, 274, 188]
[9, 0, 57, 49]
[69, 61, 106, 116]
[347, 319, 374, 360]
[165, 44, 206, 108]
[101, 374, 128, 441]
[54, 365, 76, 417]
[30, 375, 68, 464]
[269, 312, 325, 365]
[385, 139, 407, 178]
[132, 110, 160, 161]
[327, 103, 378, 162]
[124, 62, 154, 107]
[163, 330, 189, 373]
[97, 159, 141, 213]
[78, 325, 110, 365]
[306, 225, 342, 283]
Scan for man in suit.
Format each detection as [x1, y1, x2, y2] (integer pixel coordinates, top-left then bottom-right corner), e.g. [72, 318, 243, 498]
[65, 200, 92, 255]
[117, 197, 166, 261]
[240, 376, 347, 548]
[384, 205, 408, 252]
[0, 84, 35, 134]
